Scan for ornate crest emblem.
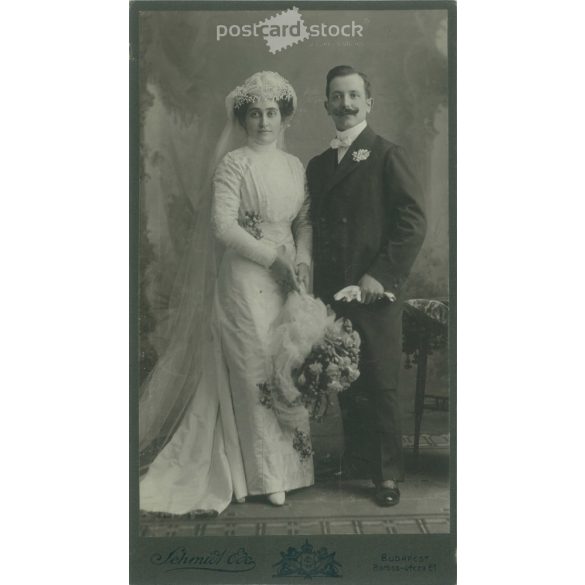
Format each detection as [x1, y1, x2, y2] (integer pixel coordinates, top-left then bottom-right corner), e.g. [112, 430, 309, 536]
[352, 148, 371, 162]
[273, 540, 342, 578]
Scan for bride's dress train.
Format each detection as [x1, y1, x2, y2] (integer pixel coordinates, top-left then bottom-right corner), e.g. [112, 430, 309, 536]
[139, 294, 247, 514]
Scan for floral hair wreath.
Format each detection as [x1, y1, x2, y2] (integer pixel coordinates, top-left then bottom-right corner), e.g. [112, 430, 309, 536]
[225, 71, 297, 120]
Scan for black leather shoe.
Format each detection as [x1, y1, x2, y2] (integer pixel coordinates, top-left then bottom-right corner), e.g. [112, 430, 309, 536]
[375, 485, 401, 507]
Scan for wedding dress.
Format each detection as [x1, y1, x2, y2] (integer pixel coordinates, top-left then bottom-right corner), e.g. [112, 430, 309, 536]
[139, 139, 314, 514]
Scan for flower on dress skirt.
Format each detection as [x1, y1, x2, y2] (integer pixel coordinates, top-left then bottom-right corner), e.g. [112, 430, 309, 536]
[258, 382, 273, 409]
[292, 428, 314, 461]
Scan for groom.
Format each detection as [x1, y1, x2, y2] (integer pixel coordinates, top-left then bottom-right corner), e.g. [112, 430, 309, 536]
[307, 65, 426, 506]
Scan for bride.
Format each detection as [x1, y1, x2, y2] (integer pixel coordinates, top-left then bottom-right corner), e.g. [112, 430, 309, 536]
[139, 71, 314, 515]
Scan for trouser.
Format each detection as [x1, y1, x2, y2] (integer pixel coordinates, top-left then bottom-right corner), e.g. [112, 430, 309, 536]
[338, 382, 405, 483]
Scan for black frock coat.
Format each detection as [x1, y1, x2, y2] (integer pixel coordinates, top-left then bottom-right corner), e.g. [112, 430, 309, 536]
[307, 125, 427, 389]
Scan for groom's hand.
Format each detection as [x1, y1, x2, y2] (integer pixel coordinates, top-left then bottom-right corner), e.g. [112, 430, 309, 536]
[358, 273, 385, 304]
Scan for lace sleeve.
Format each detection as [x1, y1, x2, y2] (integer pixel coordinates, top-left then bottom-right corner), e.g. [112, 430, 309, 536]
[212, 153, 278, 268]
[292, 174, 313, 267]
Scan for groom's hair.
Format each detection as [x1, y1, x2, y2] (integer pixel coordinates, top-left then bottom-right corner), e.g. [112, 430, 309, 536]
[325, 65, 372, 99]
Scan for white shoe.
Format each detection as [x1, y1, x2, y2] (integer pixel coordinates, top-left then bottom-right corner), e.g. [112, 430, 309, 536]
[267, 491, 285, 506]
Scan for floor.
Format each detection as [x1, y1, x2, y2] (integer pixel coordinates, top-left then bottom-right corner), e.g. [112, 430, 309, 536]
[140, 357, 451, 537]
[141, 426, 450, 537]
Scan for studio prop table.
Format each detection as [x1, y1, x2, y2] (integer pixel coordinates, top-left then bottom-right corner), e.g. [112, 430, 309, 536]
[402, 298, 449, 462]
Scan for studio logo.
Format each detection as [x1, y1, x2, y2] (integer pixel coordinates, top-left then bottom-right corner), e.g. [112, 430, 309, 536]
[273, 540, 342, 578]
[216, 6, 365, 54]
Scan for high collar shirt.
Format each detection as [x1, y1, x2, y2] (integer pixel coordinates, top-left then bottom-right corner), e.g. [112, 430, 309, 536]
[331, 120, 368, 163]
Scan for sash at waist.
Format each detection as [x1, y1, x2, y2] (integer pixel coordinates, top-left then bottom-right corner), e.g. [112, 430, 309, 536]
[260, 222, 294, 248]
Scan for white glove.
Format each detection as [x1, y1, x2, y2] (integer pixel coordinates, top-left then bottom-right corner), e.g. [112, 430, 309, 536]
[334, 285, 396, 303]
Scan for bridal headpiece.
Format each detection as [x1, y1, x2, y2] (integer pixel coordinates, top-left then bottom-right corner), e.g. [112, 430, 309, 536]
[225, 71, 297, 119]
[211, 71, 297, 168]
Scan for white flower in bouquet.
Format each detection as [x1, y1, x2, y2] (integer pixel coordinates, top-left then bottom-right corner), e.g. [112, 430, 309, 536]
[308, 362, 323, 376]
[343, 336, 356, 349]
[326, 363, 340, 377]
[327, 380, 343, 393]
[346, 366, 360, 383]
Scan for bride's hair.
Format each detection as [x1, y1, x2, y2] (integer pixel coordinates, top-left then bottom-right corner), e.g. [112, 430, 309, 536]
[233, 95, 295, 126]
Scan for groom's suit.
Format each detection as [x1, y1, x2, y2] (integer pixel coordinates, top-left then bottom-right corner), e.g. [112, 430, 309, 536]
[307, 125, 426, 482]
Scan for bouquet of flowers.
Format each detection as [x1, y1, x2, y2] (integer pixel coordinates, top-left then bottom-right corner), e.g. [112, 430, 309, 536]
[262, 293, 361, 424]
[293, 317, 360, 421]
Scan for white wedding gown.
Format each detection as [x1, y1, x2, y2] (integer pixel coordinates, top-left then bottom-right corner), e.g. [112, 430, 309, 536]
[140, 141, 314, 514]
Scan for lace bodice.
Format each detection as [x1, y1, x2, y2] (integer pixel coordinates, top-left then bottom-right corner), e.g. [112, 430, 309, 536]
[212, 143, 312, 268]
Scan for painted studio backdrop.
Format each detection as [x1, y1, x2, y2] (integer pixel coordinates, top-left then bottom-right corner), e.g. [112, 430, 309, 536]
[138, 8, 449, 468]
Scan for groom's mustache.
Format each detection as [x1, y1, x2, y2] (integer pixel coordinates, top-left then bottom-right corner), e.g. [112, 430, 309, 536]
[334, 107, 359, 116]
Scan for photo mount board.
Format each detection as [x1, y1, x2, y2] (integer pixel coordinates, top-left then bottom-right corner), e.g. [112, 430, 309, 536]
[129, 2, 456, 583]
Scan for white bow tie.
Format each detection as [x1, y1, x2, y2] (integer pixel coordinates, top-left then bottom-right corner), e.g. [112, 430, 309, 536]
[330, 136, 353, 149]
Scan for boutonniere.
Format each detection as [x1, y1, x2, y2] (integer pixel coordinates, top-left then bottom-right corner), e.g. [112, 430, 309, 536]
[352, 149, 371, 162]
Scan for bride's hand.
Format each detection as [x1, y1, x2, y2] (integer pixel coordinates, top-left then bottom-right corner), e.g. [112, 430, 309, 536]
[296, 262, 310, 292]
[270, 248, 300, 293]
